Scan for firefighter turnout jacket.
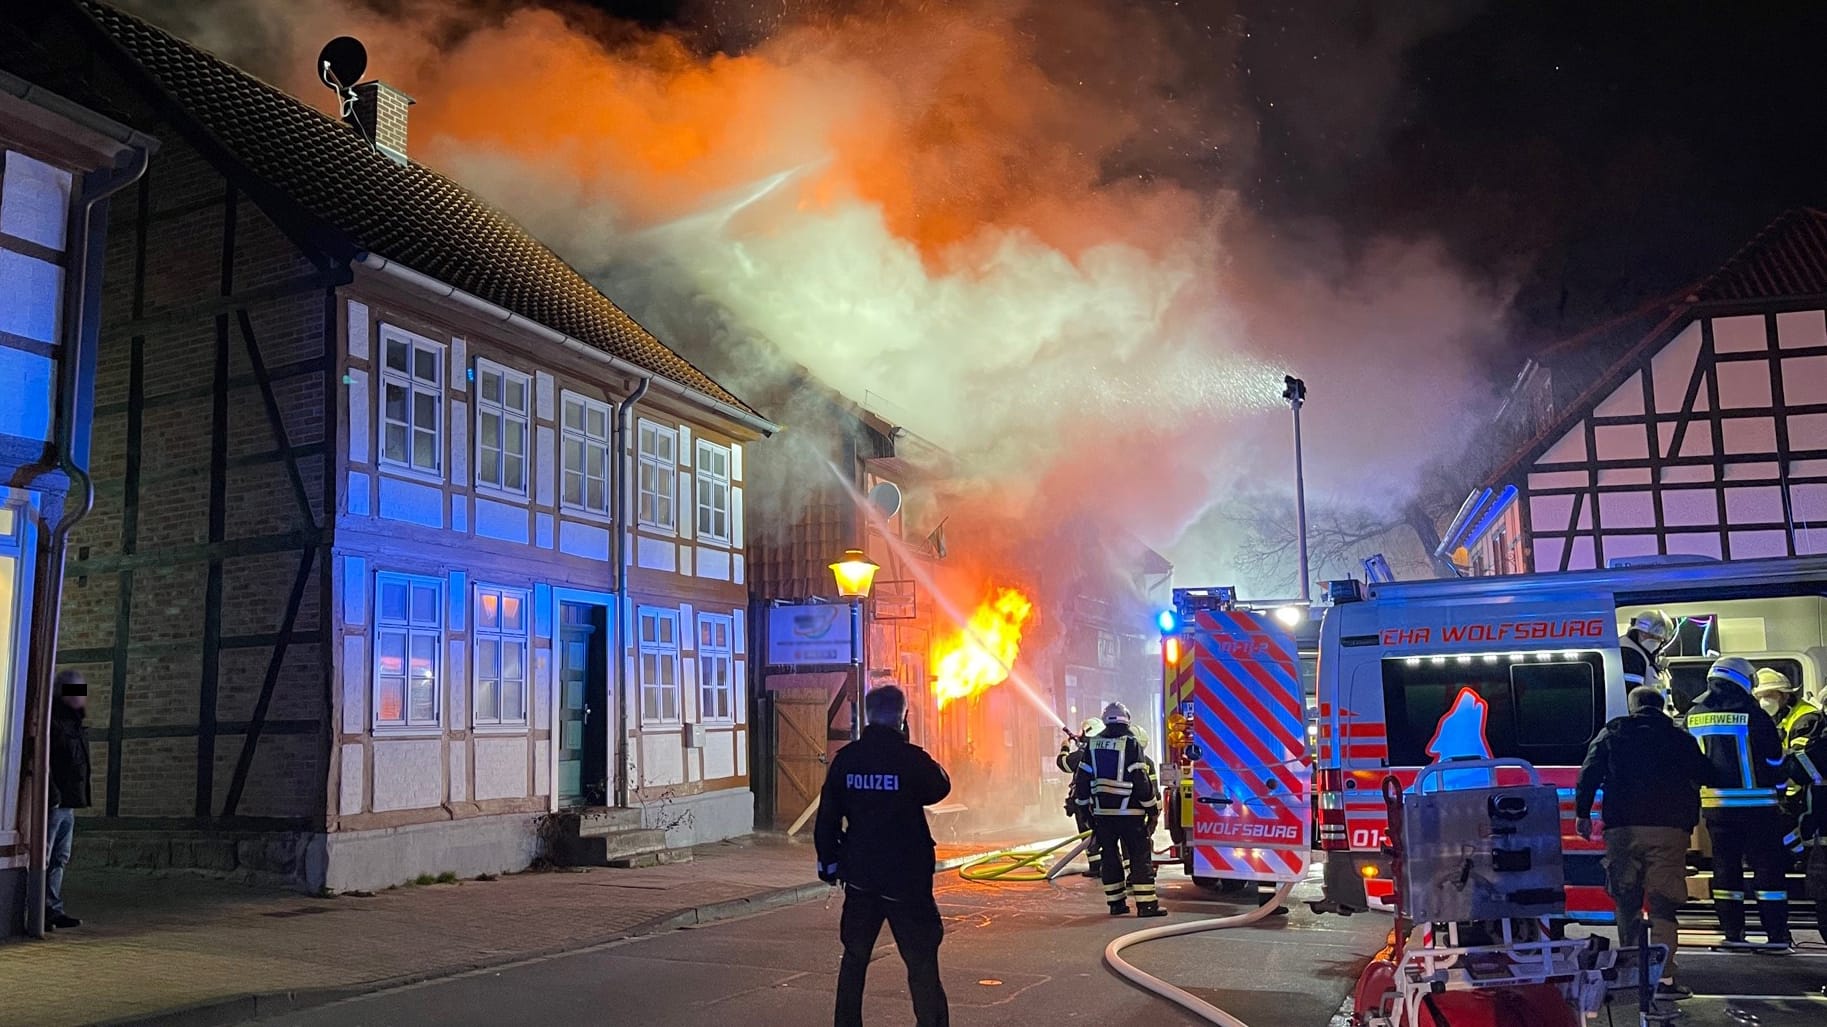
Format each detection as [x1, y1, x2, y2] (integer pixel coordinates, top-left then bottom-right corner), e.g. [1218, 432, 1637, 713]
[1785, 732, 1827, 848]
[1689, 680, 1786, 815]
[1776, 700, 1823, 754]
[1072, 723, 1158, 818]
[815, 724, 953, 901]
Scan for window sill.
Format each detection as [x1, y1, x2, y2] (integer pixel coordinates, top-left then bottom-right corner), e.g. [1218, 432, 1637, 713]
[472, 722, 532, 735]
[378, 465, 447, 488]
[637, 522, 679, 539]
[559, 504, 615, 525]
[372, 725, 445, 739]
[637, 721, 685, 731]
[476, 485, 532, 505]
[695, 536, 733, 550]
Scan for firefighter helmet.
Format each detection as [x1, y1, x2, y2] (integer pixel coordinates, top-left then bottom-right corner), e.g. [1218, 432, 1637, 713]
[1752, 667, 1798, 696]
[1629, 609, 1673, 644]
[1707, 655, 1757, 692]
[1079, 717, 1104, 737]
[1102, 702, 1132, 725]
[1132, 726, 1150, 749]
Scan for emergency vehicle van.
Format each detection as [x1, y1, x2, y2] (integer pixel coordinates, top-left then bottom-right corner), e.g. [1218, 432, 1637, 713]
[1159, 589, 1313, 893]
[1311, 555, 1827, 923]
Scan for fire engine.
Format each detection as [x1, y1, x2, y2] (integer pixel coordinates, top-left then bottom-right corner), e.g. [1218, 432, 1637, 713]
[1310, 554, 1827, 923]
[1158, 588, 1313, 895]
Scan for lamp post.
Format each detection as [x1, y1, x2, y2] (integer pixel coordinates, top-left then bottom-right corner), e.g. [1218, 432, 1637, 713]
[1283, 375, 1311, 604]
[830, 548, 879, 740]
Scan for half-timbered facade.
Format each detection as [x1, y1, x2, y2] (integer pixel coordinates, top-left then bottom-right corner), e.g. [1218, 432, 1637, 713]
[19, 1, 772, 893]
[1486, 209, 1827, 572]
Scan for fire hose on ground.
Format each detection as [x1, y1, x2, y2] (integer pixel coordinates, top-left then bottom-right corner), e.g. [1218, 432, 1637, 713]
[958, 835, 1297, 1026]
[1103, 881, 1298, 1027]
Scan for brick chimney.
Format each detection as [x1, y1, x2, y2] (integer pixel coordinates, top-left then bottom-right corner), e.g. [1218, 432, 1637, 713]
[349, 81, 414, 164]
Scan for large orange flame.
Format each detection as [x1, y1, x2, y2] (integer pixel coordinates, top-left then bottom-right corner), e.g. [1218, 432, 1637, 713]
[931, 587, 1033, 710]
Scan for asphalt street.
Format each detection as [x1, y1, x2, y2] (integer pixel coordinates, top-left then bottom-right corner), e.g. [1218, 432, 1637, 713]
[258, 864, 1384, 1027]
[251, 864, 1827, 1027]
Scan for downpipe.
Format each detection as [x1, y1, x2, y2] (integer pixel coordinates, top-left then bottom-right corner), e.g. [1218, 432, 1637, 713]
[610, 376, 651, 808]
[1104, 882, 1298, 1027]
[23, 146, 151, 938]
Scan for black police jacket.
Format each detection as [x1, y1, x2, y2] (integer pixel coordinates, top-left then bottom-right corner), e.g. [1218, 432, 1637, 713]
[814, 725, 952, 900]
[1575, 709, 1715, 831]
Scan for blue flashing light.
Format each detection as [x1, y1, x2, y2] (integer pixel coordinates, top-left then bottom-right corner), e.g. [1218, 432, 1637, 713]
[1156, 609, 1177, 635]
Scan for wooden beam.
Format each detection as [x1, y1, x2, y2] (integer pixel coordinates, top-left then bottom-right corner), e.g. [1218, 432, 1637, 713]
[237, 307, 317, 528]
[195, 182, 236, 818]
[66, 530, 317, 576]
[106, 334, 145, 816]
[221, 545, 316, 816]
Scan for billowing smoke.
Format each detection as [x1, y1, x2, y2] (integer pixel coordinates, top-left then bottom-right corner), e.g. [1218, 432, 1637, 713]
[122, 0, 1512, 593]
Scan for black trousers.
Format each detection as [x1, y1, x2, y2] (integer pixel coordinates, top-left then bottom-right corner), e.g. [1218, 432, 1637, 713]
[1093, 816, 1156, 908]
[835, 885, 948, 1027]
[1074, 808, 1102, 872]
[1706, 810, 1791, 944]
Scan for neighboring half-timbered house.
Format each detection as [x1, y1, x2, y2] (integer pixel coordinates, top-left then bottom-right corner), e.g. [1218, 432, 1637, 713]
[1484, 209, 1827, 572]
[20, 1, 773, 893]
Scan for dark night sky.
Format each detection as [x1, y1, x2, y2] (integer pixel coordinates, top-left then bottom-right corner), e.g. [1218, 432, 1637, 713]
[585, 0, 1827, 356]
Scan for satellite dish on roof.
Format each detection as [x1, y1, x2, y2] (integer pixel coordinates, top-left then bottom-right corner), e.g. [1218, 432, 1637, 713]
[318, 36, 368, 91]
[869, 481, 903, 520]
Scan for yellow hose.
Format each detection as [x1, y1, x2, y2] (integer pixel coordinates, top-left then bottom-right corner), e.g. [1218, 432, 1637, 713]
[956, 832, 1092, 882]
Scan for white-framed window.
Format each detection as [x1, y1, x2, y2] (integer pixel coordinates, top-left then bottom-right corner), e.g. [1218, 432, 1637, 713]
[0, 494, 36, 841]
[562, 392, 613, 516]
[637, 606, 681, 723]
[695, 440, 732, 545]
[637, 421, 676, 530]
[474, 360, 530, 497]
[697, 613, 735, 722]
[380, 326, 444, 476]
[473, 585, 529, 726]
[374, 572, 443, 728]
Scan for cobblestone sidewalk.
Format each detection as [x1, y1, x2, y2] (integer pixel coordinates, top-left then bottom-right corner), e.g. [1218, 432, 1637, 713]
[0, 834, 1023, 1027]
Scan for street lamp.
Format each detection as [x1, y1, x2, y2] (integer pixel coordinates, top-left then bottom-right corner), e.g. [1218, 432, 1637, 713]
[1283, 375, 1311, 605]
[830, 549, 879, 739]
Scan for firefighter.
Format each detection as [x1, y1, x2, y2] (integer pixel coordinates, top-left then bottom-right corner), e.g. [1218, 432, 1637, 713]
[1752, 668, 1822, 754]
[1073, 702, 1167, 918]
[1057, 718, 1104, 878]
[1687, 655, 1794, 951]
[1781, 729, 1827, 944]
[1620, 609, 1673, 695]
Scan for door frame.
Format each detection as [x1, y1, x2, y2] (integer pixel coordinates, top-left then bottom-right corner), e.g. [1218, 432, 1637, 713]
[550, 587, 616, 812]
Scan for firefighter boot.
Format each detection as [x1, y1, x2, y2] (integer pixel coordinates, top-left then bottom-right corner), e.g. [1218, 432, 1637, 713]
[1136, 902, 1168, 918]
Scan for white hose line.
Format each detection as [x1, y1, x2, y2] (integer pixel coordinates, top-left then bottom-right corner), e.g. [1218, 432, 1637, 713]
[1102, 882, 1298, 1027]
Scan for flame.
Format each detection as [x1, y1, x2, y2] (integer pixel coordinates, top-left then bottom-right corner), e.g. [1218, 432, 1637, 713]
[931, 587, 1033, 710]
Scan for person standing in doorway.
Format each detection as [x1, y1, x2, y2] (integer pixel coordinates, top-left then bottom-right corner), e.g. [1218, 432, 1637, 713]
[815, 685, 952, 1027]
[47, 669, 92, 930]
[1576, 686, 1715, 999]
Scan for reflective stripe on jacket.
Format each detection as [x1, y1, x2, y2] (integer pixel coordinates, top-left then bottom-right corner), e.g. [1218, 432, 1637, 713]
[1072, 725, 1158, 817]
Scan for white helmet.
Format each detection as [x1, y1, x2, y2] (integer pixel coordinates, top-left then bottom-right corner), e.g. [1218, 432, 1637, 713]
[1707, 655, 1756, 693]
[1629, 609, 1672, 644]
[1102, 702, 1132, 726]
[1752, 667, 1797, 697]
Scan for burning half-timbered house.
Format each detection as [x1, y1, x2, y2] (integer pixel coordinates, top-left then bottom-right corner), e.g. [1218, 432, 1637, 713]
[1482, 209, 1827, 571]
[10, 0, 775, 894]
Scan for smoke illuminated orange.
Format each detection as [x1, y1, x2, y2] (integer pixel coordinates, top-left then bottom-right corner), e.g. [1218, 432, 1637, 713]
[931, 588, 1034, 710]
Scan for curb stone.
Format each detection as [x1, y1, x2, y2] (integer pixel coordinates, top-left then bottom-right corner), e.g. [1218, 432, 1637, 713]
[101, 839, 1042, 1027]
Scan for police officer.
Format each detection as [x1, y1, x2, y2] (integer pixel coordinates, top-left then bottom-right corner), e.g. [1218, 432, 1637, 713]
[1074, 702, 1167, 918]
[1057, 718, 1104, 879]
[1752, 668, 1822, 754]
[1687, 656, 1793, 951]
[1621, 609, 1673, 695]
[815, 685, 953, 1027]
[1782, 728, 1827, 944]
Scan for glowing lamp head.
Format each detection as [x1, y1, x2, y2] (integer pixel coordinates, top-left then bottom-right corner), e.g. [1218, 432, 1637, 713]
[829, 549, 879, 598]
[1273, 605, 1303, 627]
[1163, 637, 1181, 666]
[1156, 609, 1178, 635]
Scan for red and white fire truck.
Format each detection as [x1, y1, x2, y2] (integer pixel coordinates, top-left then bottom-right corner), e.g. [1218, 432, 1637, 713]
[1158, 588, 1313, 894]
[1310, 555, 1827, 923]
